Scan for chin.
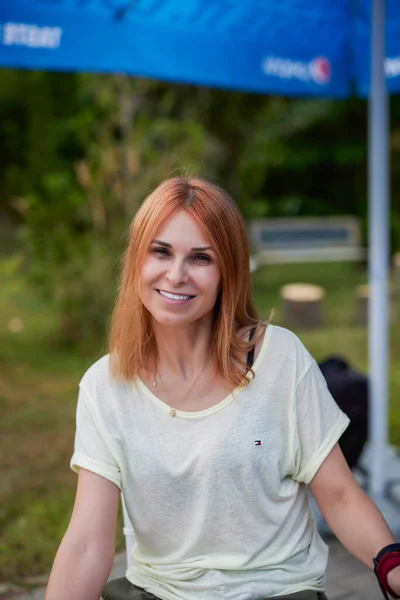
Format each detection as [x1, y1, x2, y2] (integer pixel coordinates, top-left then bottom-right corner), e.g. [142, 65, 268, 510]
[153, 308, 216, 328]
[153, 314, 194, 327]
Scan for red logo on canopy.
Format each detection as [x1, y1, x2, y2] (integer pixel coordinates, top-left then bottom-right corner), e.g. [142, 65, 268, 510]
[311, 57, 331, 84]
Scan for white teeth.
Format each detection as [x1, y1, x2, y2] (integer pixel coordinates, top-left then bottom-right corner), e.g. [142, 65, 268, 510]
[158, 290, 193, 301]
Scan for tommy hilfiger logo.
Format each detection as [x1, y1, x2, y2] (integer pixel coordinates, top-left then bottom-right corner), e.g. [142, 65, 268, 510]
[254, 440, 262, 446]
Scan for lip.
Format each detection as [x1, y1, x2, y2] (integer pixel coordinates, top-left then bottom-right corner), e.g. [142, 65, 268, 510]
[156, 289, 196, 304]
[157, 289, 195, 297]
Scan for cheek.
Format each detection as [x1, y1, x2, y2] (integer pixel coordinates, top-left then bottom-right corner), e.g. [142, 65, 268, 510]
[141, 258, 163, 284]
[198, 266, 221, 295]
[139, 260, 158, 303]
[140, 262, 152, 286]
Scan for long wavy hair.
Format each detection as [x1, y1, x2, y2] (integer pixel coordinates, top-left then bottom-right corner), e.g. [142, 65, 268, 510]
[109, 176, 266, 386]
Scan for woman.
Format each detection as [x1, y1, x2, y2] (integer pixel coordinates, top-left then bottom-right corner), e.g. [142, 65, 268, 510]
[45, 177, 400, 600]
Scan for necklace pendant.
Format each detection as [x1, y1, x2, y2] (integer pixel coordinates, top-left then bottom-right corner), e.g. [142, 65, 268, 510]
[170, 408, 176, 417]
[153, 380, 156, 387]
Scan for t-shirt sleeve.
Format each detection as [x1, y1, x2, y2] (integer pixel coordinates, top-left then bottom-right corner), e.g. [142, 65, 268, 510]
[70, 384, 122, 489]
[290, 359, 350, 484]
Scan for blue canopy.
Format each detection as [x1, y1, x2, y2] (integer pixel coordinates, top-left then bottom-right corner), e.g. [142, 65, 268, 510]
[0, 0, 397, 507]
[1, 0, 400, 97]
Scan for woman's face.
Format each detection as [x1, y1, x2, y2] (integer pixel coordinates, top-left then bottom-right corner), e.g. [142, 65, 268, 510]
[140, 211, 221, 327]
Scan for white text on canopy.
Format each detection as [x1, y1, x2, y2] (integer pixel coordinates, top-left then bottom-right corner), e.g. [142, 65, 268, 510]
[2, 23, 63, 49]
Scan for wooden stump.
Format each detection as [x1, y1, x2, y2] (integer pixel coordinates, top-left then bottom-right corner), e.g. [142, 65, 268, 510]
[280, 283, 325, 329]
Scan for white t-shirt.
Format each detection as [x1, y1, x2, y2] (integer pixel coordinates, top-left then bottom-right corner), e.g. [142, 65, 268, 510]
[71, 325, 350, 600]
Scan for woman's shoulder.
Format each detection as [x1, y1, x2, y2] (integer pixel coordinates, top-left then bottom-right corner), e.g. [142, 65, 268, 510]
[239, 321, 303, 346]
[268, 324, 305, 347]
[237, 322, 309, 372]
[79, 354, 113, 395]
[78, 354, 135, 417]
[262, 324, 314, 374]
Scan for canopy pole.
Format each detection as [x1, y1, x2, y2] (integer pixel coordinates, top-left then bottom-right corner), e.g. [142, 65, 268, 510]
[368, 0, 389, 498]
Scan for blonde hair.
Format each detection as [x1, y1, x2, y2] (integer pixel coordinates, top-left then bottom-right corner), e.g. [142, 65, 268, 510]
[109, 176, 265, 386]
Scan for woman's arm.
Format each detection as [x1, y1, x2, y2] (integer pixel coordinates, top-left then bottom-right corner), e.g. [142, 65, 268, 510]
[45, 468, 120, 600]
[309, 443, 400, 594]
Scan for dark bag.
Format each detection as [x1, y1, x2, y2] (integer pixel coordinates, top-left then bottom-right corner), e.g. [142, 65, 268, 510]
[318, 356, 368, 470]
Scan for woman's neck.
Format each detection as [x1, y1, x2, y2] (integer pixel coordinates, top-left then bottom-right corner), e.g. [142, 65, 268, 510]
[151, 317, 214, 381]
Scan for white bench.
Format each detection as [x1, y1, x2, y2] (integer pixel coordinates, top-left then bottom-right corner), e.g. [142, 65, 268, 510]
[249, 216, 365, 268]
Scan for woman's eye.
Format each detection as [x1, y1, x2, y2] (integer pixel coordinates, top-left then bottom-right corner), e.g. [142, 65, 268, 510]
[152, 247, 169, 257]
[193, 254, 211, 263]
[151, 248, 210, 262]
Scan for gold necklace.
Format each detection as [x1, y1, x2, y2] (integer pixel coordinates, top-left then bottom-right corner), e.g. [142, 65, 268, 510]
[153, 357, 211, 417]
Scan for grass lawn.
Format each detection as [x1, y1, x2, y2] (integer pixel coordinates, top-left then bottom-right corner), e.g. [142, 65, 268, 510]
[0, 257, 399, 584]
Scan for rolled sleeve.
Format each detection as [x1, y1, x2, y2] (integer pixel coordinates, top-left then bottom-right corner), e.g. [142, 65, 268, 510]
[70, 385, 122, 489]
[290, 360, 350, 484]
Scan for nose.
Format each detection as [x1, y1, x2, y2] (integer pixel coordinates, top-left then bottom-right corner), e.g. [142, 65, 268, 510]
[166, 258, 187, 287]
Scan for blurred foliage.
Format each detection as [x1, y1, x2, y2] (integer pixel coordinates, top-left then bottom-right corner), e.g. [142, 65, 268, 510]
[1, 69, 400, 346]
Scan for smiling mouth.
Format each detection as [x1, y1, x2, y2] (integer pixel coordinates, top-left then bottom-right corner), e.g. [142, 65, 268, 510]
[156, 289, 196, 301]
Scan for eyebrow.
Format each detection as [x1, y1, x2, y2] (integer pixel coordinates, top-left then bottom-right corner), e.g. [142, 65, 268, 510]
[151, 240, 212, 251]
